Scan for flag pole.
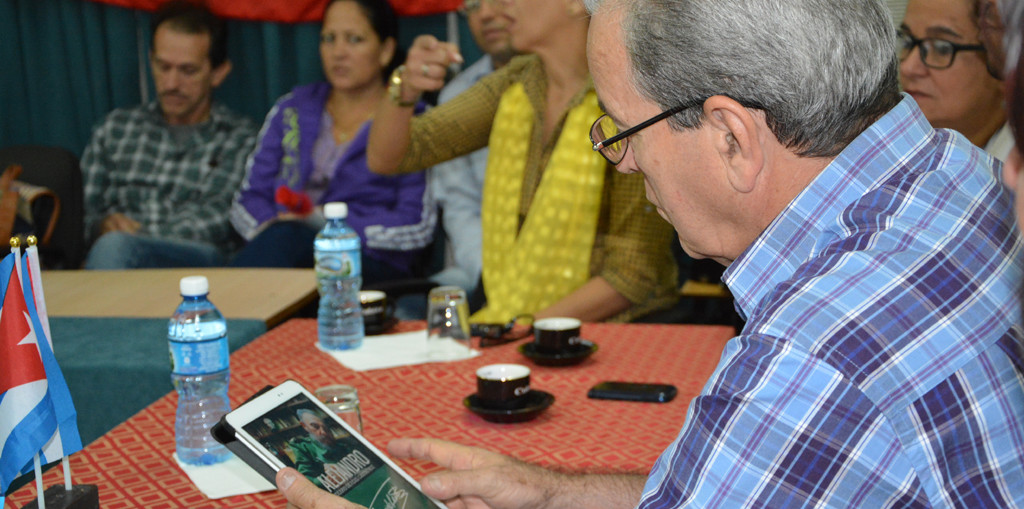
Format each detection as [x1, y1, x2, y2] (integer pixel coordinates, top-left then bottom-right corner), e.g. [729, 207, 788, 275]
[33, 454, 45, 508]
[24, 235, 74, 493]
[24, 236, 51, 341]
[64, 458, 72, 491]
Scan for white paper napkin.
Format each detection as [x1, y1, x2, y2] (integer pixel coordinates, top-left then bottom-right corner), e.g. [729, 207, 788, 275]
[318, 329, 480, 371]
[173, 453, 274, 499]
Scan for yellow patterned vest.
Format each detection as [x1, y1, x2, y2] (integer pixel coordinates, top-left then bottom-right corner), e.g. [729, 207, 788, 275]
[472, 83, 607, 322]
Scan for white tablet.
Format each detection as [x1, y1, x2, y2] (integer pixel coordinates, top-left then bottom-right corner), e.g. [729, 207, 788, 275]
[221, 379, 444, 508]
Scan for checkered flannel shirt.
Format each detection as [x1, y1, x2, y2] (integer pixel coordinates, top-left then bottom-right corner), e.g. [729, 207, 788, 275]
[641, 97, 1024, 507]
[81, 101, 256, 253]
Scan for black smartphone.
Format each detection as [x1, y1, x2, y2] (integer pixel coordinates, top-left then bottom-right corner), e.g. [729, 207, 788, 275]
[587, 381, 678, 403]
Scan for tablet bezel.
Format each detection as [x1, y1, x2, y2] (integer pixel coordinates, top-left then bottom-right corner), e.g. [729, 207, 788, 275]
[224, 379, 444, 508]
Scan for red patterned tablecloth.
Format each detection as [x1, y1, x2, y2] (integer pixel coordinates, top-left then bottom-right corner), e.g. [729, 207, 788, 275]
[5, 319, 733, 509]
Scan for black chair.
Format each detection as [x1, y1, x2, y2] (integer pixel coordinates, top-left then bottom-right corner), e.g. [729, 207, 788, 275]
[0, 145, 85, 269]
[364, 213, 448, 313]
[634, 239, 743, 331]
[364, 209, 487, 317]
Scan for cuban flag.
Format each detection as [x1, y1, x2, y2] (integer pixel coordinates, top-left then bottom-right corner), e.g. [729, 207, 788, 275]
[0, 250, 82, 494]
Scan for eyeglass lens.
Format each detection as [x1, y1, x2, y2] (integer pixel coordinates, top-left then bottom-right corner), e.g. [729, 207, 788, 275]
[898, 31, 961, 69]
[592, 115, 626, 163]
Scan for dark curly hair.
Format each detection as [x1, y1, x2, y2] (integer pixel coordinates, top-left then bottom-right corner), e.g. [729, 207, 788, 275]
[151, 0, 228, 68]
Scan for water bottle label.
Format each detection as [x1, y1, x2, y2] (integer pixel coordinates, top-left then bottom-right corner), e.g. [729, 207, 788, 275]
[316, 250, 361, 278]
[169, 336, 230, 375]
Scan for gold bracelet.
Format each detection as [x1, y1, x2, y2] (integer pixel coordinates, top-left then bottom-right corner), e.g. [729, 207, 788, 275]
[388, 65, 418, 108]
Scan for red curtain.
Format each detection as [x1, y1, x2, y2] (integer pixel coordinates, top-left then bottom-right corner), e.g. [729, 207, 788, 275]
[86, 0, 461, 22]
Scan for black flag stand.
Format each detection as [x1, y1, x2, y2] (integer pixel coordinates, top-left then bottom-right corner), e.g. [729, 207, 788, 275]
[20, 484, 98, 509]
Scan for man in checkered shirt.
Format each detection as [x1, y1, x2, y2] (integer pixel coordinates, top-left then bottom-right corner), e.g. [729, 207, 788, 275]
[81, 0, 255, 269]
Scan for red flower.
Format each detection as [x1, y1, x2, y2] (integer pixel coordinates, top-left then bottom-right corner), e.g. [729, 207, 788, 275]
[275, 186, 313, 215]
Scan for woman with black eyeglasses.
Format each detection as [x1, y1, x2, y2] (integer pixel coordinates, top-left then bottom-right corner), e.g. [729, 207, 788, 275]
[899, 0, 1010, 159]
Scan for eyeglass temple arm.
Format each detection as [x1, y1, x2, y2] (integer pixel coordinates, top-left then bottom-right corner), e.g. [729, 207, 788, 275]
[592, 102, 698, 151]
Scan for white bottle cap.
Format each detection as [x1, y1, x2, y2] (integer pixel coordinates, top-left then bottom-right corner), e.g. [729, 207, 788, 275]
[324, 202, 348, 219]
[180, 275, 209, 296]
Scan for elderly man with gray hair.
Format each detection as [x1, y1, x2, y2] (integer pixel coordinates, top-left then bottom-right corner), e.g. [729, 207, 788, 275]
[275, 0, 1024, 507]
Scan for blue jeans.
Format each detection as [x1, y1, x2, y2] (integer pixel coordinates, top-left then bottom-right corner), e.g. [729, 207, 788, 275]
[230, 221, 410, 286]
[230, 221, 316, 268]
[84, 232, 226, 269]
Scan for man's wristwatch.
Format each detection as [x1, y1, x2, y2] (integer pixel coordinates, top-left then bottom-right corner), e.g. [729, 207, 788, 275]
[388, 65, 418, 108]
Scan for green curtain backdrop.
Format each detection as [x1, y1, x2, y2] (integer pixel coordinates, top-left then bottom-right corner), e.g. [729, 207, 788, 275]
[1, 0, 480, 157]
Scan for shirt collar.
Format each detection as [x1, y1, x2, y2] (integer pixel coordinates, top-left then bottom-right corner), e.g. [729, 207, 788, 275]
[146, 100, 225, 130]
[723, 95, 932, 322]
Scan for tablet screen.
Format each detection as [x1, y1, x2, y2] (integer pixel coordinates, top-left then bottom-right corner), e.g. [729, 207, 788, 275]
[239, 392, 439, 508]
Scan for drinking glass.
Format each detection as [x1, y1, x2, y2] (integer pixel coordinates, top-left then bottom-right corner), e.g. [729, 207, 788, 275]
[426, 286, 472, 359]
[314, 384, 363, 434]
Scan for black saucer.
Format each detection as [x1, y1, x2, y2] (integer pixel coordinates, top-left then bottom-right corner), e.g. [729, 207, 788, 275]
[518, 340, 597, 366]
[365, 316, 399, 336]
[463, 390, 555, 423]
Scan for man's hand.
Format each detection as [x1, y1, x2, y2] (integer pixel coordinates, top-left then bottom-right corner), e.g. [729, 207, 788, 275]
[98, 213, 140, 235]
[388, 438, 561, 509]
[277, 467, 365, 509]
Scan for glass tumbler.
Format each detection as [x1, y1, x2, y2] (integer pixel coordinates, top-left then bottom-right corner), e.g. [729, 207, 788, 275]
[314, 384, 363, 434]
[426, 285, 472, 359]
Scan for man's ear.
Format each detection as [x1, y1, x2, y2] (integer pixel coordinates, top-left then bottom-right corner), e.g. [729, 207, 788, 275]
[703, 95, 764, 193]
[211, 59, 232, 88]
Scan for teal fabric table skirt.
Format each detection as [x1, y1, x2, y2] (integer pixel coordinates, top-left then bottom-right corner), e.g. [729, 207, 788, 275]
[49, 317, 267, 446]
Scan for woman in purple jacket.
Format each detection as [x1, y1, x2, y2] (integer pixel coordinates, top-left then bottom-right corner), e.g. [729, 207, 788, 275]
[229, 0, 434, 283]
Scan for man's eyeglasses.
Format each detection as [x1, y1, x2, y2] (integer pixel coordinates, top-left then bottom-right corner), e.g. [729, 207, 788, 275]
[590, 99, 704, 165]
[897, 28, 985, 70]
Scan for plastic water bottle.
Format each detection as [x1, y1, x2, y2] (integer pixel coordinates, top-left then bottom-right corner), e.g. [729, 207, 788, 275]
[168, 275, 231, 465]
[316, 202, 364, 349]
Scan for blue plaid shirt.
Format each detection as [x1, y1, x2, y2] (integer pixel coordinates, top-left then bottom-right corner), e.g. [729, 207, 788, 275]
[641, 97, 1024, 507]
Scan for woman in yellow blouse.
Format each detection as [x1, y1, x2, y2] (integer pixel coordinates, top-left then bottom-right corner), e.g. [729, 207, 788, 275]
[367, 0, 677, 323]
